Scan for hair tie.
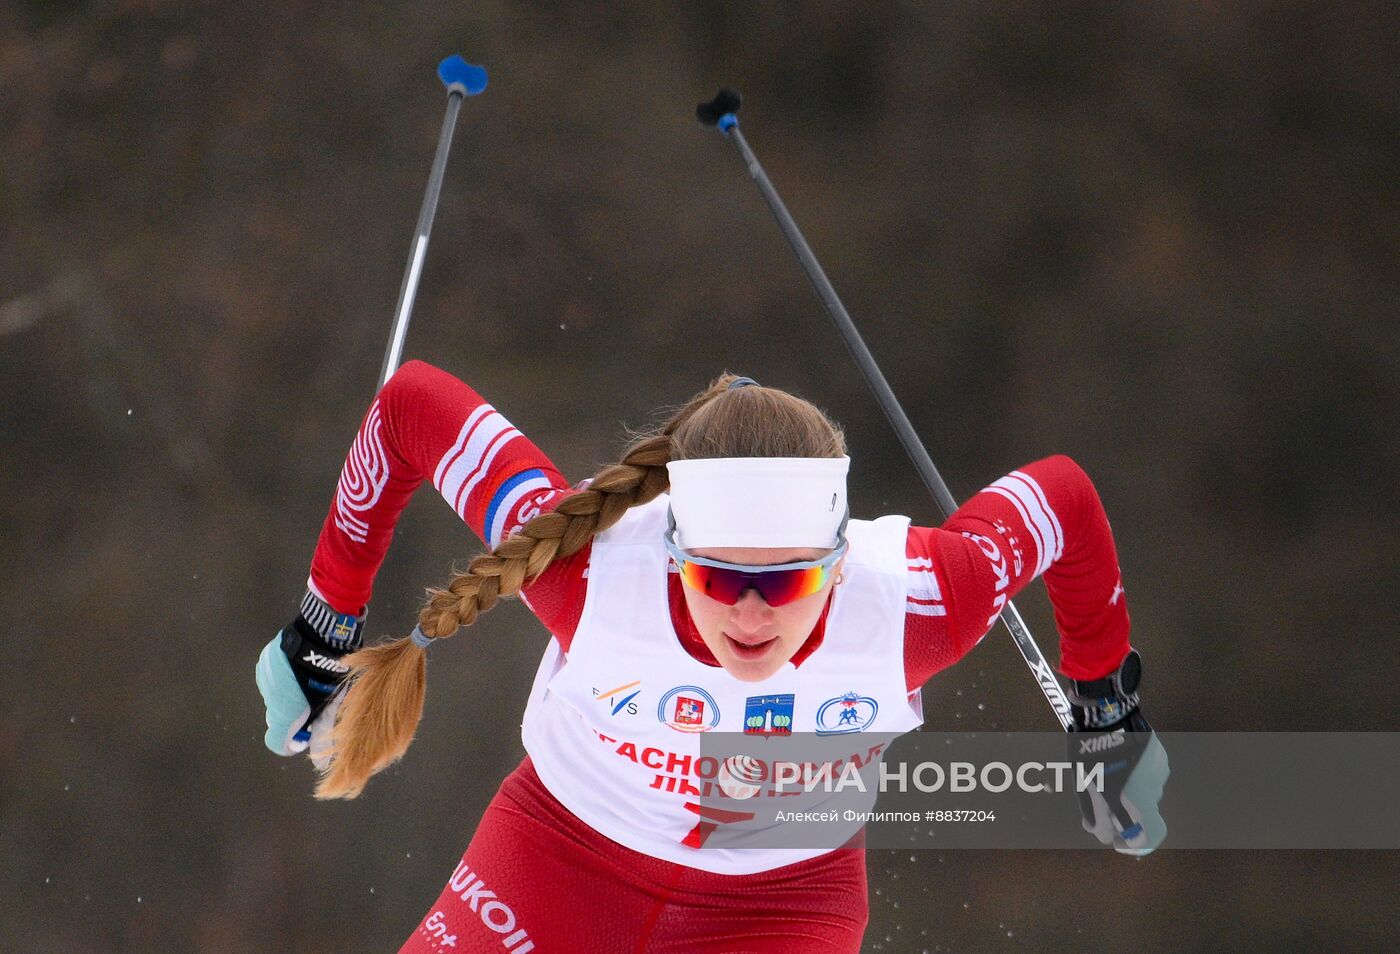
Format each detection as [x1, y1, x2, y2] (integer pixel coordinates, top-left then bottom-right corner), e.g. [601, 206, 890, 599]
[727, 376, 760, 390]
[409, 625, 434, 650]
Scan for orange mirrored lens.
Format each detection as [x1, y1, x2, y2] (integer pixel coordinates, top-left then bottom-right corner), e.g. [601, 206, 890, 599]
[676, 561, 829, 607]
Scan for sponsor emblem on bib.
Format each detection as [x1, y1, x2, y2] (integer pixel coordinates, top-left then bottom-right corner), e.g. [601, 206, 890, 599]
[657, 685, 720, 733]
[593, 680, 642, 717]
[815, 691, 878, 735]
[743, 694, 795, 736]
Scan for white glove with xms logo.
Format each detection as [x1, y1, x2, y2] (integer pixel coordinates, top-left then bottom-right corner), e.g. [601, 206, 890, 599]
[255, 592, 363, 756]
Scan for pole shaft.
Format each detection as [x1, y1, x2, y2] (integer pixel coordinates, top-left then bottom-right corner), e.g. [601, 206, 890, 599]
[378, 91, 465, 391]
[728, 128, 959, 515]
[726, 125, 1074, 730]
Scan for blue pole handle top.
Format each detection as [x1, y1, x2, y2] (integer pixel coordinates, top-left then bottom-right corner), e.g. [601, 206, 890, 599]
[696, 89, 741, 131]
[438, 54, 488, 95]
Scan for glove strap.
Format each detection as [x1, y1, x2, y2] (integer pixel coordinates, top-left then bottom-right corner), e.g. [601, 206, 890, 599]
[299, 591, 364, 651]
[1070, 649, 1142, 730]
[1072, 696, 1140, 730]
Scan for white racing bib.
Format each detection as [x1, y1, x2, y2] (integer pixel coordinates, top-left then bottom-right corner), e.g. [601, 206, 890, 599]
[520, 494, 923, 874]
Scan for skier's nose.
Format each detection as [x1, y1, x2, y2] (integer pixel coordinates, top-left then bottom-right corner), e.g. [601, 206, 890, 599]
[730, 587, 773, 628]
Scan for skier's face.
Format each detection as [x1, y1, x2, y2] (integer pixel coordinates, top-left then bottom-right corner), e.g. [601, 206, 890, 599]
[679, 545, 844, 683]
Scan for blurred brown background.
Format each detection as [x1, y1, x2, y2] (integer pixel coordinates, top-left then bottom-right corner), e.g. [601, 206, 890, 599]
[3, 1, 1397, 951]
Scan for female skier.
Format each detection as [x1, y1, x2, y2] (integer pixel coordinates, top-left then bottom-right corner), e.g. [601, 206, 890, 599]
[257, 361, 1163, 952]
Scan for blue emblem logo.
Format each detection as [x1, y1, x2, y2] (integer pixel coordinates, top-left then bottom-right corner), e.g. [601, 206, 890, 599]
[815, 691, 878, 735]
[744, 694, 795, 736]
[328, 613, 359, 650]
[657, 685, 720, 733]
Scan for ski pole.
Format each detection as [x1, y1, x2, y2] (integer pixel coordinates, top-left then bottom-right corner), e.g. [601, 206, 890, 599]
[376, 54, 489, 392]
[696, 89, 1075, 731]
[289, 56, 485, 748]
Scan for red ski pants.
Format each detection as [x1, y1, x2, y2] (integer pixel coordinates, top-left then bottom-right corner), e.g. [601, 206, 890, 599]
[399, 757, 868, 953]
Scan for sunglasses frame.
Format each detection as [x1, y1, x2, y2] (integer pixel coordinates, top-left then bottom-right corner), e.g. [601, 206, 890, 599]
[663, 508, 850, 606]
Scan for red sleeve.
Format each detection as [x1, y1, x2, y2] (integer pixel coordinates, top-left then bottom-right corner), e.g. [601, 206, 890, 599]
[902, 455, 1131, 689]
[306, 360, 590, 647]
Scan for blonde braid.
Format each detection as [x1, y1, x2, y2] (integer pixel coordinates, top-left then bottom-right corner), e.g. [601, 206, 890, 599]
[314, 376, 733, 800]
[414, 434, 672, 638]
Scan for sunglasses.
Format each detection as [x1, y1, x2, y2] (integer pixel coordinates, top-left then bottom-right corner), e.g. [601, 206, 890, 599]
[663, 510, 849, 607]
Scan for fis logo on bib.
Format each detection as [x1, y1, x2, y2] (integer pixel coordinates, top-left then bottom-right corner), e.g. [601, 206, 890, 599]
[815, 691, 879, 735]
[744, 694, 795, 736]
[658, 686, 720, 733]
[593, 680, 642, 717]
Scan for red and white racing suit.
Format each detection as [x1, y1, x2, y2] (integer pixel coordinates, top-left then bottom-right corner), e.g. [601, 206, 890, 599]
[307, 361, 1132, 953]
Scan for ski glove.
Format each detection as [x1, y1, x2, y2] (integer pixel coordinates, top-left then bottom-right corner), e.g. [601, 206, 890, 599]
[1068, 650, 1169, 856]
[256, 591, 363, 756]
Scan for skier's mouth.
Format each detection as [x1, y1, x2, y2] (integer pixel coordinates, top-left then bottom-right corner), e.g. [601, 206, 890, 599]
[725, 633, 778, 661]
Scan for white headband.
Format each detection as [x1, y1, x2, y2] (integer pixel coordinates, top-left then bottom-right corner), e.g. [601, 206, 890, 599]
[665, 456, 850, 549]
